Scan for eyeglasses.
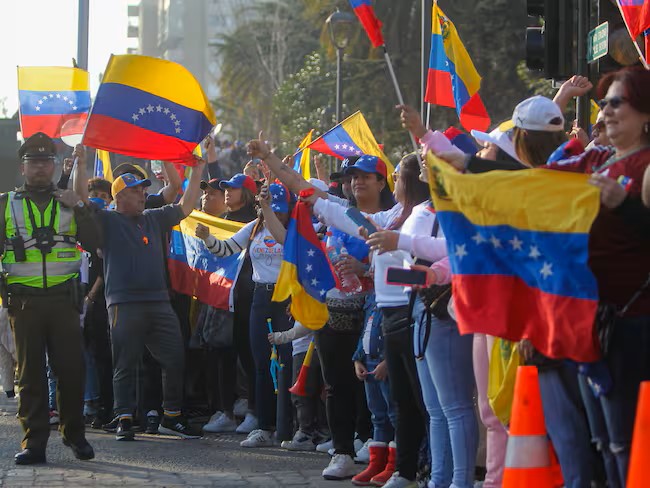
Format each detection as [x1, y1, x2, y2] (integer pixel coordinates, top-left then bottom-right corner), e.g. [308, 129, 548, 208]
[597, 96, 628, 110]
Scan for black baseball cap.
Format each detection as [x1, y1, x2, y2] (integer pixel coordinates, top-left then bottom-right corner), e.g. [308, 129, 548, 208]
[200, 178, 225, 191]
[329, 156, 360, 181]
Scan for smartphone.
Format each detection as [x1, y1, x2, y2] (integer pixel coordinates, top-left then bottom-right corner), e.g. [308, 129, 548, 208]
[386, 267, 427, 287]
[345, 207, 378, 235]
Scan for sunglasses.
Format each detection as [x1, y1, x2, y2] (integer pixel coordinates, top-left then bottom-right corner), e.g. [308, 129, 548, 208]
[597, 96, 628, 110]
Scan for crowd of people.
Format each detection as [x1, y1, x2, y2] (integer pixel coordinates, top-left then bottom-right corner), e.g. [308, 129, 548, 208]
[0, 64, 649, 488]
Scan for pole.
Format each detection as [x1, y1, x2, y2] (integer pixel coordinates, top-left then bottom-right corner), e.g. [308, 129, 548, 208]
[77, 0, 90, 70]
[576, 0, 590, 130]
[336, 47, 343, 123]
[421, 0, 432, 119]
[384, 48, 421, 160]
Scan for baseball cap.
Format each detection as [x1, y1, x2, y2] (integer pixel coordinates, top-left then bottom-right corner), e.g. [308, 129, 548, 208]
[111, 173, 152, 198]
[200, 178, 225, 191]
[443, 127, 478, 155]
[269, 183, 291, 213]
[512, 96, 565, 132]
[219, 173, 259, 194]
[343, 155, 388, 179]
[113, 162, 149, 179]
[471, 121, 521, 162]
[330, 156, 359, 181]
[19, 132, 57, 160]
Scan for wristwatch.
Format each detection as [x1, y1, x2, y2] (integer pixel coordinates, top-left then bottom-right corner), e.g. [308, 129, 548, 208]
[75, 200, 85, 208]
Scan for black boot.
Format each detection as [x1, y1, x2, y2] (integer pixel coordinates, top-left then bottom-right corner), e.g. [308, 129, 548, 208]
[63, 438, 95, 460]
[14, 448, 46, 465]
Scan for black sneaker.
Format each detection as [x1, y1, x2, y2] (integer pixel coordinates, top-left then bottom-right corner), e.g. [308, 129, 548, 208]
[63, 438, 95, 460]
[158, 415, 200, 439]
[115, 418, 135, 441]
[102, 415, 120, 433]
[145, 414, 160, 434]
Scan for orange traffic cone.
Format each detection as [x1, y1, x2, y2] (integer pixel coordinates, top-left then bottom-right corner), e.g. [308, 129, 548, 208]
[502, 366, 554, 487]
[289, 340, 315, 397]
[627, 381, 650, 487]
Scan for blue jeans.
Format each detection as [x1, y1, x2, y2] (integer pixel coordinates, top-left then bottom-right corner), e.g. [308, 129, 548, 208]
[538, 365, 595, 488]
[412, 298, 477, 488]
[249, 285, 293, 439]
[83, 346, 100, 405]
[46, 360, 57, 411]
[364, 358, 396, 443]
[578, 374, 620, 488]
[600, 314, 650, 486]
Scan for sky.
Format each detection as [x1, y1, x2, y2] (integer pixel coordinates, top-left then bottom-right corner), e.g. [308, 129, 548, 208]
[0, 0, 132, 117]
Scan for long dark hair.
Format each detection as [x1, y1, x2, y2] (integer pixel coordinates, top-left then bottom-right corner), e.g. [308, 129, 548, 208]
[388, 154, 429, 230]
[347, 174, 395, 211]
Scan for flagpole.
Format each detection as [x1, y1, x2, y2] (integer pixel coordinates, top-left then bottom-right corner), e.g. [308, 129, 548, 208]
[426, 103, 432, 130]
[383, 47, 422, 160]
[614, 0, 650, 69]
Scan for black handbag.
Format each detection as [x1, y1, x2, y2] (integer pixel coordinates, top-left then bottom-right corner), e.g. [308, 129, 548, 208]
[194, 303, 234, 348]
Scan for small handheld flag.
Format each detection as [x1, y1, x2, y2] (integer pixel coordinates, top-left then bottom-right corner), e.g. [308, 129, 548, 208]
[94, 150, 114, 182]
[267, 318, 283, 394]
[293, 130, 314, 179]
[349, 0, 384, 48]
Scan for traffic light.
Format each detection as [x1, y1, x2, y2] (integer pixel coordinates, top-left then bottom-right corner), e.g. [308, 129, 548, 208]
[526, 0, 575, 80]
[597, 0, 639, 73]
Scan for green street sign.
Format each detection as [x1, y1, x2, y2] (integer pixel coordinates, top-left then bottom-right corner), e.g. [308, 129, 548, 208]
[587, 22, 609, 63]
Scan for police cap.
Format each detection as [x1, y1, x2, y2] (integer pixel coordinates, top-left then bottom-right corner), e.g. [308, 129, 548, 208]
[19, 132, 57, 160]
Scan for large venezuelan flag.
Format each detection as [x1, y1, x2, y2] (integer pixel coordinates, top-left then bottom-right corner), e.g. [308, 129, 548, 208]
[427, 154, 600, 362]
[83, 55, 216, 163]
[94, 150, 113, 182]
[424, 3, 490, 132]
[18, 67, 90, 139]
[349, 0, 384, 48]
[616, 0, 650, 38]
[272, 190, 336, 330]
[168, 211, 245, 310]
[293, 129, 314, 180]
[308, 111, 395, 190]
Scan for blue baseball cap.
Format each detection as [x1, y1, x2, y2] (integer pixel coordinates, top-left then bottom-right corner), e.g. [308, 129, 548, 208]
[269, 183, 291, 213]
[219, 173, 259, 194]
[343, 155, 388, 179]
[111, 173, 152, 198]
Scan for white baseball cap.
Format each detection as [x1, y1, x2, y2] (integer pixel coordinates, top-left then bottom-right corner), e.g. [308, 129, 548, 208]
[470, 120, 521, 163]
[512, 96, 565, 132]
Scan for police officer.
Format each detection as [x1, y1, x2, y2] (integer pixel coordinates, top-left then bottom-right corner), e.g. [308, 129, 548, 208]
[0, 132, 100, 464]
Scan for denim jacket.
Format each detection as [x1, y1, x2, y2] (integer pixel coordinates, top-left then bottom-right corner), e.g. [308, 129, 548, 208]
[352, 294, 384, 363]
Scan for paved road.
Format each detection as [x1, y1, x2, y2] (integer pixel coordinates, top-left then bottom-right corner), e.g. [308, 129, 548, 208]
[0, 395, 357, 487]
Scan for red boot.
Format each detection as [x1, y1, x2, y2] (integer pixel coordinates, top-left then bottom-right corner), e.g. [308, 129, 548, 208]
[352, 442, 388, 486]
[370, 441, 396, 486]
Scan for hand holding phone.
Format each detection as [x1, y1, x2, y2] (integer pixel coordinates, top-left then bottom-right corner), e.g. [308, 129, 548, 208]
[386, 267, 427, 287]
[345, 207, 378, 236]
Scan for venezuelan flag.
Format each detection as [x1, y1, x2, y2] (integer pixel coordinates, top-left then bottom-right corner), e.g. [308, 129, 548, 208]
[349, 0, 384, 48]
[94, 150, 113, 182]
[293, 129, 314, 179]
[83, 55, 216, 163]
[18, 67, 90, 139]
[427, 154, 600, 362]
[272, 190, 336, 330]
[424, 3, 490, 132]
[168, 211, 245, 310]
[308, 111, 395, 190]
[616, 0, 650, 38]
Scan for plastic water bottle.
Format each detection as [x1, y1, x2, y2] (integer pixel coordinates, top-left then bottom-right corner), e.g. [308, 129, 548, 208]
[326, 233, 363, 295]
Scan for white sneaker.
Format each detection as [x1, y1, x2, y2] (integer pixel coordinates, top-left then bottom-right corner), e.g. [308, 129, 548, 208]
[354, 436, 365, 454]
[383, 472, 417, 488]
[202, 413, 238, 433]
[282, 430, 316, 451]
[233, 398, 248, 417]
[240, 429, 273, 448]
[316, 438, 333, 453]
[207, 410, 223, 424]
[235, 413, 258, 434]
[322, 453, 357, 480]
[354, 438, 373, 463]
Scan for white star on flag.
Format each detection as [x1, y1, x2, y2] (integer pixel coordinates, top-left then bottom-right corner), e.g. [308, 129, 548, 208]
[341, 144, 348, 150]
[471, 233, 486, 245]
[174, 120, 180, 126]
[48, 94, 54, 98]
[311, 278, 319, 287]
[170, 113, 177, 120]
[455, 244, 468, 260]
[156, 105, 162, 112]
[489, 235, 502, 249]
[509, 236, 523, 251]
[307, 249, 315, 257]
[529, 245, 541, 259]
[540, 262, 553, 279]
[55, 94, 61, 98]
[35, 106, 40, 111]
[320, 289, 327, 296]
[305, 264, 313, 273]
[139, 108, 146, 115]
[132, 114, 139, 121]
[37, 100, 43, 105]
[163, 108, 170, 114]
[175, 128, 182, 133]
[147, 105, 154, 112]
[334, 144, 340, 150]
[72, 106, 77, 110]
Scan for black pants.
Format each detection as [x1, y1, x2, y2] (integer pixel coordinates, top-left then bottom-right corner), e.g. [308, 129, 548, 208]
[83, 298, 113, 420]
[316, 326, 364, 456]
[292, 349, 327, 435]
[383, 306, 426, 480]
